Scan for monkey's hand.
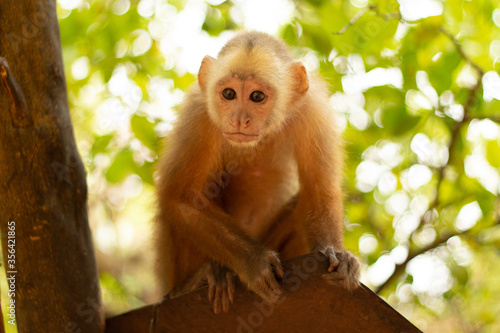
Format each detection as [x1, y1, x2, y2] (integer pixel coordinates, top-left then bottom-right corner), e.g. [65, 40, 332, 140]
[243, 251, 284, 304]
[321, 247, 360, 290]
[189, 261, 236, 314]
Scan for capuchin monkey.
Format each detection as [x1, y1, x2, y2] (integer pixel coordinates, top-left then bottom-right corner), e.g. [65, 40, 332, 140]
[155, 31, 360, 314]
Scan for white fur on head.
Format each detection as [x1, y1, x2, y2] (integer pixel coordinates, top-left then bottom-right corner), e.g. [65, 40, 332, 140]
[198, 32, 309, 139]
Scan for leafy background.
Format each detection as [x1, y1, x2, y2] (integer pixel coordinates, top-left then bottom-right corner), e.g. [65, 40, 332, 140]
[49, 0, 500, 331]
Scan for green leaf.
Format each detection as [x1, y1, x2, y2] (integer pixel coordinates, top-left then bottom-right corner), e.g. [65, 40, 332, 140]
[364, 86, 405, 114]
[105, 149, 135, 183]
[319, 60, 343, 92]
[202, 7, 227, 36]
[134, 161, 155, 186]
[282, 23, 299, 46]
[427, 50, 462, 94]
[300, 22, 333, 55]
[450, 264, 469, 286]
[131, 114, 158, 153]
[485, 139, 500, 168]
[381, 106, 421, 135]
[91, 134, 114, 156]
[476, 190, 497, 217]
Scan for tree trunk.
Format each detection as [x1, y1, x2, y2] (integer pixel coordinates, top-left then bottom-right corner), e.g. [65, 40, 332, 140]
[0, 0, 104, 331]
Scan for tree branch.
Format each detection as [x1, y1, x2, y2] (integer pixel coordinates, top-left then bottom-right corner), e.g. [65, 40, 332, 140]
[376, 28, 485, 294]
[374, 231, 464, 294]
[333, 7, 373, 35]
[466, 115, 500, 123]
[439, 28, 484, 75]
[332, 5, 498, 295]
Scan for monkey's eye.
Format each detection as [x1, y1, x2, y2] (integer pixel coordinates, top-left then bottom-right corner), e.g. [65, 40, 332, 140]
[250, 91, 265, 103]
[222, 88, 236, 100]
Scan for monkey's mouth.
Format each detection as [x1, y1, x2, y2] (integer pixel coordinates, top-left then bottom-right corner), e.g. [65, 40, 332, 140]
[223, 132, 261, 143]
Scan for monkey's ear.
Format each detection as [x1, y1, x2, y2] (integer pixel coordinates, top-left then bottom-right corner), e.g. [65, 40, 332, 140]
[198, 56, 216, 92]
[290, 61, 309, 96]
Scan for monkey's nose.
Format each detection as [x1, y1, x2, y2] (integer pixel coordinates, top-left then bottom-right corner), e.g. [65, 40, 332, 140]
[230, 117, 251, 129]
[241, 118, 251, 128]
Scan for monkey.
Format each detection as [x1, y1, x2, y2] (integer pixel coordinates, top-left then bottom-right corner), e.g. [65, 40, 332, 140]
[155, 31, 360, 314]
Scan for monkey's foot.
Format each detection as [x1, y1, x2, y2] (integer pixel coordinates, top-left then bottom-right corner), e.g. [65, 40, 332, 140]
[189, 261, 235, 314]
[321, 247, 360, 290]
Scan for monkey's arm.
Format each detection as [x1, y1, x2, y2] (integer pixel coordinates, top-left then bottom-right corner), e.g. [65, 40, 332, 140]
[292, 88, 345, 250]
[291, 85, 360, 288]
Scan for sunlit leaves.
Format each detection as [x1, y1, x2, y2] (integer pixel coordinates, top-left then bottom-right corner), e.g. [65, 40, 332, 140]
[91, 134, 114, 156]
[427, 50, 462, 95]
[105, 149, 135, 183]
[299, 22, 333, 55]
[485, 139, 500, 168]
[202, 1, 238, 35]
[400, 22, 445, 91]
[130, 114, 158, 153]
[381, 106, 421, 135]
[105, 148, 154, 185]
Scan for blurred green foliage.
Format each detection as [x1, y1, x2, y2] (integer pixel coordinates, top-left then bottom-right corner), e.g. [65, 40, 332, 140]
[58, 0, 500, 331]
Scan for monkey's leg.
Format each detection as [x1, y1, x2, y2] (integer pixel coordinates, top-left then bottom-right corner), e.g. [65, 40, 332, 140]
[262, 199, 360, 290]
[262, 197, 310, 260]
[157, 227, 205, 298]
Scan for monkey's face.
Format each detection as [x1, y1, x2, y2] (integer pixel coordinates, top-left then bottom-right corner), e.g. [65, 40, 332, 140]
[198, 54, 308, 147]
[214, 75, 276, 146]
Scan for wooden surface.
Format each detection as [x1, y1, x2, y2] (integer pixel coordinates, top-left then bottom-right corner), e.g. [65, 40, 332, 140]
[106, 253, 421, 333]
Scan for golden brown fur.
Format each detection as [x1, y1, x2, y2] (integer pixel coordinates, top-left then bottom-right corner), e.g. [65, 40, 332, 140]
[155, 31, 360, 313]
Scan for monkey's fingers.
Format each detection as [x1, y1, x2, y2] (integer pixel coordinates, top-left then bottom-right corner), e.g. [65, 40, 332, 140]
[208, 284, 216, 304]
[336, 251, 361, 290]
[226, 272, 235, 304]
[267, 252, 284, 278]
[323, 246, 340, 272]
[207, 271, 216, 303]
[221, 279, 230, 313]
[213, 284, 222, 314]
[256, 272, 282, 303]
[266, 273, 283, 296]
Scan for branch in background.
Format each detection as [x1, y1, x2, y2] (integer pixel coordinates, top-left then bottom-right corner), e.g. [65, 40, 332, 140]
[374, 231, 465, 294]
[466, 115, 500, 123]
[440, 28, 484, 75]
[368, 5, 404, 22]
[376, 212, 500, 294]
[417, 29, 484, 232]
[377, 29, 486, 294]
[333, 5, 498, 294]
[333, 7, 372, 35]
[332, 4, 424, 35]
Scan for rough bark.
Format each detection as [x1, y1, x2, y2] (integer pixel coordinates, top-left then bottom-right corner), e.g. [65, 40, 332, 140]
[0, 0, 104, 331]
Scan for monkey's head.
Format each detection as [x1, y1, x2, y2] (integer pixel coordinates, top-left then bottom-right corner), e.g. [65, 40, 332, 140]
[198, 32, 309, 146]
